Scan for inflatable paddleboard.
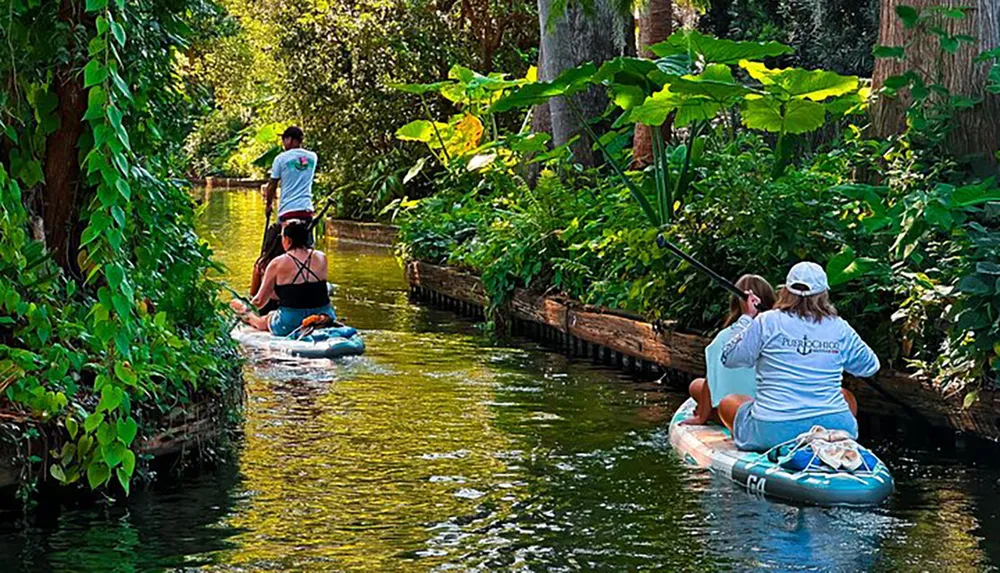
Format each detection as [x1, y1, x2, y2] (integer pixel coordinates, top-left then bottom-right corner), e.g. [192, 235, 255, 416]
[231, 324, 365, 359]
[669, 398, 893, 506]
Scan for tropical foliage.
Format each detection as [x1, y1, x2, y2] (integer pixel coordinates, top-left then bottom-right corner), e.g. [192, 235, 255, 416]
[394, 23, 1000, 398]
[183, 0, 537, 220]
[1, 0, 240, 497]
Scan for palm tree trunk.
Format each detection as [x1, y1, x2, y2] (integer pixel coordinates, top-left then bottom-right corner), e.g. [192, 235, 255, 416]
[537, 0, 635, 166]
[872, 0, 1000, 163]
[633, 0, 673, 168]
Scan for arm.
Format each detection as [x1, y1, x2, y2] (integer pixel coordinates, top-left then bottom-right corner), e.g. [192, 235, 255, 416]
[315, 251, 328, 281]
[264, 179, 278, 217]
[841, 323, 880, 378]
[721, 315, 764, 369]
[250, 262, 264, 297]
[251, 259, 280, 309]
[266, 154, 281, 216]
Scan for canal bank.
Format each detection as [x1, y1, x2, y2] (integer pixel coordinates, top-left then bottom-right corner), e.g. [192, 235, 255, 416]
[401, 259, 1000, 445]
[0, 365, 243, 506]
[5, 190, 1000, 572]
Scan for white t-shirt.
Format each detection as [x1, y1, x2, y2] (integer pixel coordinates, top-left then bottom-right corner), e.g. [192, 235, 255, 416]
[705, 322, 757, 407]
[270, 148, 317, 216]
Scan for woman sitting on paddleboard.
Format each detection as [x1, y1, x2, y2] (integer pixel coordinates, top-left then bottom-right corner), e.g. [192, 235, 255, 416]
[230, 220, 336, 336]
[249, 224, 285, 315]
[681, 274, 776, 426]
[718, 262, 880, 452]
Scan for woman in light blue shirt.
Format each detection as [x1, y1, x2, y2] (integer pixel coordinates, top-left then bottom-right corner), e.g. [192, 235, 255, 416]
[682, 274, 776, 425]
[718, 262, 880, 451]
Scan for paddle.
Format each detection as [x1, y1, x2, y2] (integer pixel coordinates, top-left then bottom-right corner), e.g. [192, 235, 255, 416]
[260, 209, 273, 256]
[306, 196, 334, 233]
[655, 234, 747, 300]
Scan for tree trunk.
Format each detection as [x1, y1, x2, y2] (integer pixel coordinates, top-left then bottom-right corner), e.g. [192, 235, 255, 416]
[43, 0, 90, 270]
[533, 42, 553, 137]
[537, 0, 635, 166]
[529, 46, 552, 186]
[633, 0, 673, 168]
[872, 0, 1000, 162]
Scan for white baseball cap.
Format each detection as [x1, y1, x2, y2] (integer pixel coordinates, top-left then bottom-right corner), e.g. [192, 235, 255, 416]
[785, 261, 829, 296]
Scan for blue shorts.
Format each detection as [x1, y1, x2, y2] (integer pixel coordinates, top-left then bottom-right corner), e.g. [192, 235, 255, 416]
[733, 401, 858, 452]
[268, 304, 336, 337]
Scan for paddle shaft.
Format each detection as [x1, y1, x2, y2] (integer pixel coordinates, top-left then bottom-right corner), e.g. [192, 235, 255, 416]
[306, 198, 334, 233]
[260, 211, 272, 255]
[655, 234, 747, 300]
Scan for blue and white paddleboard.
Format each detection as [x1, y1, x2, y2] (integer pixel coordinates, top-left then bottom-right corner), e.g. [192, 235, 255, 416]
[232, 325, 365, 359]
[669, 398, 893, 506]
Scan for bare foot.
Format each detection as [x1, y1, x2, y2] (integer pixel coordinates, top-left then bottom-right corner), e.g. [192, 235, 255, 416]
[680, 417, 709, 426]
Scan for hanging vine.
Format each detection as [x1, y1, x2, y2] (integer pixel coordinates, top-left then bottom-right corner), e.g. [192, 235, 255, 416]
[0, 0, 241, 496]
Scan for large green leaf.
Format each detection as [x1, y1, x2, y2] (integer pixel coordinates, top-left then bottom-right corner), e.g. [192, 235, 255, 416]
[668, 64, 752, 102]
[448, 65, 518, 91]
[629, 87, 720, 127]
[826, 246, 879, 287]
[593, 57, 661, 90]
[949, 182, 1000, 207]
[741, 97, 826, 134]
[252, 145, 281, 170]
[87, 461, 110, 489]
[740, 61, 859, 101]
[825, 87, 871, 117]
[395, 120, 452, 143]
[655, 54, 694, 75]
[649, 30, 793, 64]
[490, 63, 597, 113]
[609, 84, 647, 110]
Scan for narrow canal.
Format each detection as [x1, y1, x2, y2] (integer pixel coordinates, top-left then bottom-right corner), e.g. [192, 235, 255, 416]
[4, 189, 1000, 572]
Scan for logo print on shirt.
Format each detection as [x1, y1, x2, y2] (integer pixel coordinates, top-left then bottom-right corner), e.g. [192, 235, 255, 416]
[288, 156, 313, 172]
[780, 335, 840, 355]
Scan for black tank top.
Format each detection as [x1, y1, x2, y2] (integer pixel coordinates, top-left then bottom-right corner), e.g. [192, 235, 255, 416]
[274, 250, 330, 309]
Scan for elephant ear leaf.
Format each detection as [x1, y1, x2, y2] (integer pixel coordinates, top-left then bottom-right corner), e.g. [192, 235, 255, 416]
[395, 120, 452, 143]
[649, 29, 793, 64]
[741, 97, 826, 134]
[740, 61, 859, 101]
[490, 62, 597, 113]
[826, 246, 879, 287]
[252, 145, 281, 170]
[630, 86, 722, 128]
[593, 57, 660, 88]
[669, 64, 752, 103]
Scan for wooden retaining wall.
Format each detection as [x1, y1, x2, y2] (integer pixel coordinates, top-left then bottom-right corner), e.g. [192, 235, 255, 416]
[190, 177, 269, 190]
[325, 220, 398, 247]
[0, 385, 243, 491]
[406, 260, 1000, 442]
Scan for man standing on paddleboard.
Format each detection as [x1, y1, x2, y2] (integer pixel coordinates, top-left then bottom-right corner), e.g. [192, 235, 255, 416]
[264, 126, 318, 226]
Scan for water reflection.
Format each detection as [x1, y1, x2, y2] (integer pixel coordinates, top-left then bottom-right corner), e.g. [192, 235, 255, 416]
[2, 189, 999, 572]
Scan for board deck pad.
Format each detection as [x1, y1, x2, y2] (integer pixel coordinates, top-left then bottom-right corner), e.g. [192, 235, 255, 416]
[232, 325, 365, 359]
[669, 398, 893, 506]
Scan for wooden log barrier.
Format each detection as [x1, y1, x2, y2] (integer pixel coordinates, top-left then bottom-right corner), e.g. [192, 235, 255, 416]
[405, 260, 1000, 441]
[325, 220, 399, 247]
[190, 177, 269, 189]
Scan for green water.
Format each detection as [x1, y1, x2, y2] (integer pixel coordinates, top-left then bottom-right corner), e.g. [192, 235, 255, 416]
[3, 189, 1000, 571]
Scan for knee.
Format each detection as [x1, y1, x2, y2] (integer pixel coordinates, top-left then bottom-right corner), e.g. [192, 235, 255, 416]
[688, 378, 705, 397]
[719, 393, 749, 410]
[718, 394, 751, 431]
